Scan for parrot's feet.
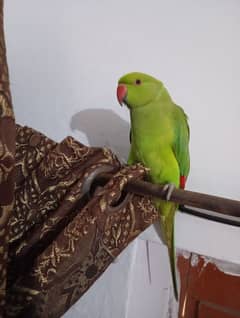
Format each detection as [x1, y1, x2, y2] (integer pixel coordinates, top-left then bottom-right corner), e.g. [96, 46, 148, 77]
[163, 183, 176, 201]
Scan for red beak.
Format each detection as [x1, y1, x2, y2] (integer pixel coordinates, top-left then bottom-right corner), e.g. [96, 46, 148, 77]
[117, 84, 127, 106]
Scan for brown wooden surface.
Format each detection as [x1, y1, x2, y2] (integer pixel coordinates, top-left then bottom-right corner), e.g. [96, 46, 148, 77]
[178, 253, 199, 318]
[99, 173, 240, 218]
[198, 303, 239, 318]
[178, 254, 240, 318]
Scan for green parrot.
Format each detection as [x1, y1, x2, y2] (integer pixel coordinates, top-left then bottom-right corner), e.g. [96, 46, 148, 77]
[116, 72, 190, 300]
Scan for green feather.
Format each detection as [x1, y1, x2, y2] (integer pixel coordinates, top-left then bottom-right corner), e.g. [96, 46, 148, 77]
[119, 72, 190, 300]
[172, 104, 190, 178]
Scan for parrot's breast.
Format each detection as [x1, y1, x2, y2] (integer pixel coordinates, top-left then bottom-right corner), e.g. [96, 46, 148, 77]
[129, 99, 181, 186]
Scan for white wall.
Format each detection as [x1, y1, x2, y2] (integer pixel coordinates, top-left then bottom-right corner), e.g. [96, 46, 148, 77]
[5, 1, 240, 317]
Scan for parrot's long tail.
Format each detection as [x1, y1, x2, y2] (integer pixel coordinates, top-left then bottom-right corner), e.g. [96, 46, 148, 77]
[157, 200, 178, 301]
[168, 216, 178, 301]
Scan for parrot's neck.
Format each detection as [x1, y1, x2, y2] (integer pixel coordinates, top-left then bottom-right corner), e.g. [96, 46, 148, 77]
[130, 91, 173, 139]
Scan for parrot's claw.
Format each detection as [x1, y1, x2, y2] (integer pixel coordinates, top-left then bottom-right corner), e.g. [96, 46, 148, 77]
[163, 183, 175, 201]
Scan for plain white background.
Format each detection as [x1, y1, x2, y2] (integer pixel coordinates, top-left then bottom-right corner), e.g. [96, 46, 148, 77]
[4, 1, 240, 317]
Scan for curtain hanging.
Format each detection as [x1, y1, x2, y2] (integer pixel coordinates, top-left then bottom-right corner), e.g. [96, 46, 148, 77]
[0, 2, 158, 317]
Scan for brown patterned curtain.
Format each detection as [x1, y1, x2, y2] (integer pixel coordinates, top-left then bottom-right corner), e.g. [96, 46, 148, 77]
[0, 0, 15, 315]
[0, 2, 158, 317]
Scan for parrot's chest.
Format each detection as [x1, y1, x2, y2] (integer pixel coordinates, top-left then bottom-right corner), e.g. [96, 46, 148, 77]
[130, 109, 176, 180]
[133, 134, 169, 166]
[133, 137, 179, 185]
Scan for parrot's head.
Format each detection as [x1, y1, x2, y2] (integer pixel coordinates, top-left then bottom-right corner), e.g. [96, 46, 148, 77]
[117, 72, 163, 109]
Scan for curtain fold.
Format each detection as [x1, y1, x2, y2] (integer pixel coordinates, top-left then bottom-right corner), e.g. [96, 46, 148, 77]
[0, 0, 15, 315]
[7, 155, 157, 317]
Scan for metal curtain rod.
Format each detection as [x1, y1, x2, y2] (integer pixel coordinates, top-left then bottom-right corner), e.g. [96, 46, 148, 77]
[98, 173, 240, 220]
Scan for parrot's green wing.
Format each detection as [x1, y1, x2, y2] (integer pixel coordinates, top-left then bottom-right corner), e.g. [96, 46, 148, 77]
[163, 105, 190, 299]
[172, 105, 190, 184]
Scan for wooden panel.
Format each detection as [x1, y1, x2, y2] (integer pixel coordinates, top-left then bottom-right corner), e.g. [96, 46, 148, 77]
[178, 253, 240, 318]
[178, 254, 198, 318]
[198, 302, 240, 318]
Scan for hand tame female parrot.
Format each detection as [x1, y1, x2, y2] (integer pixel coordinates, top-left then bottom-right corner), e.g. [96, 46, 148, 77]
[116, 72, 190, 300]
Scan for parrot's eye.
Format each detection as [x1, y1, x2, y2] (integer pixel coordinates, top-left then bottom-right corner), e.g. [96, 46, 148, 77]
[135, 79, 141, 85]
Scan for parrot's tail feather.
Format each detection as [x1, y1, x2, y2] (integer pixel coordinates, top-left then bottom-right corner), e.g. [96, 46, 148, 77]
[158, 200, 179, 301]
[169, 222, 178, 301]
